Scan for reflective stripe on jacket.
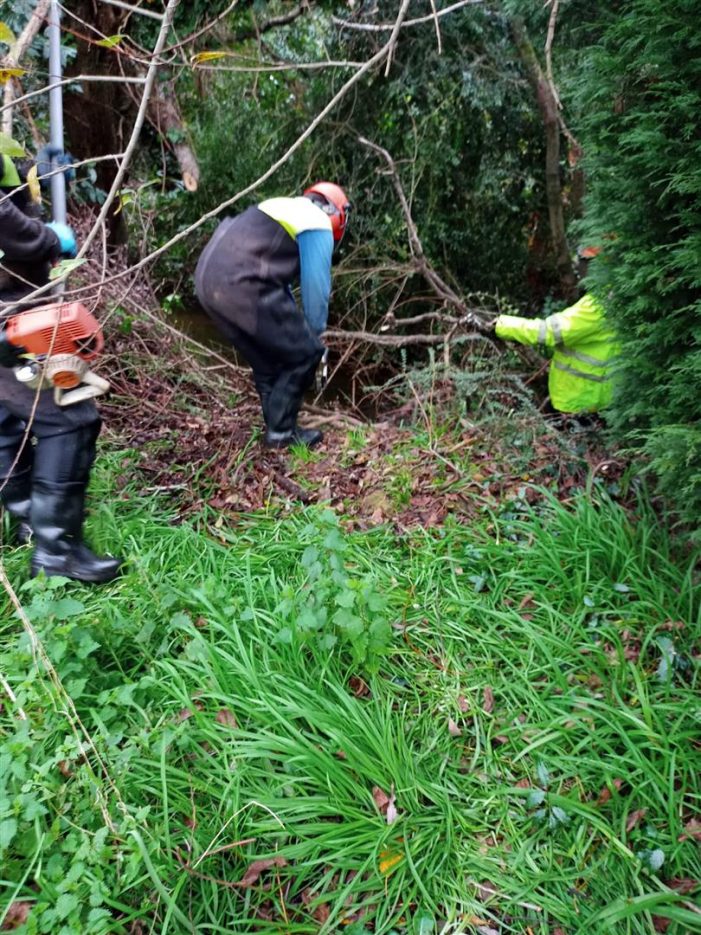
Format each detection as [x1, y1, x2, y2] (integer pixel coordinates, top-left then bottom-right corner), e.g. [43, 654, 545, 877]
[494, 294, 618, 413]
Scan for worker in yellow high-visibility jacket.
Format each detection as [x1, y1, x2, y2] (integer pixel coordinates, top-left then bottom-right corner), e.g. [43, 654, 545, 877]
[492, 247, 619, 414]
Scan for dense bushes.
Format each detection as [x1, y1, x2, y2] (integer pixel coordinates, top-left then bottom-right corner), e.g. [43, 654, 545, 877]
[574, 0, 701, 536]
[141, 2, 549, 314]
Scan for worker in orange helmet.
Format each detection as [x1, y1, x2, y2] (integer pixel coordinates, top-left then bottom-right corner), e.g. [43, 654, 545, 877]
[195, 181, 351, 449]
[490, 246, 619, 415]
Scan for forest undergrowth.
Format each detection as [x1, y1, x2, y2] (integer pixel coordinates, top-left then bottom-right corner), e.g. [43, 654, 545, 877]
[1, 316, 700, 935]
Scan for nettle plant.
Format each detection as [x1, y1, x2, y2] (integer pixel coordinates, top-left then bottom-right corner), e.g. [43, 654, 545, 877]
[274, 509, 392, 672]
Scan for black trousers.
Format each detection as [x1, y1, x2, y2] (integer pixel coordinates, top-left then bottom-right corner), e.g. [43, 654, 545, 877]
[195, 210, 324, 434]
[204, 307, 322, 433]
[0, 293, 102, 490]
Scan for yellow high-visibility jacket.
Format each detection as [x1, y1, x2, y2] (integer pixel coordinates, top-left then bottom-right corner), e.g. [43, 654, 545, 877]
[495, 294, 618, 413]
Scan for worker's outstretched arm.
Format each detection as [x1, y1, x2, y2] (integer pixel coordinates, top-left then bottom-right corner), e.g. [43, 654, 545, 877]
[0, 196, 60, 263]
[495, 295, 605, 348]
[297, 228, 333, 335]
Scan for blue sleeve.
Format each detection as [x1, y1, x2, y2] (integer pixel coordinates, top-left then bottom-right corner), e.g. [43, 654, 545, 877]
[297, 228, 333, 334]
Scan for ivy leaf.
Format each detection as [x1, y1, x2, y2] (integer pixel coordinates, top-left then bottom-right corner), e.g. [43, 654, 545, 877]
[0, 130, 25, 156]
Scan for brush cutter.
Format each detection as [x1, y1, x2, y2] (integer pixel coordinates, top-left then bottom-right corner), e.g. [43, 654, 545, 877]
[7, 301, 110, 406]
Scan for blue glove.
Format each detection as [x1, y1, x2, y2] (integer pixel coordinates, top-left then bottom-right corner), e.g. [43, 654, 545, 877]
[36, 145, 76, 190]
[46, 222, 77, 258]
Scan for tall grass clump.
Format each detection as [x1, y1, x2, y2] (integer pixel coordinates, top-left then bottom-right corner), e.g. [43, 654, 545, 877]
[0, 461, 699, 933]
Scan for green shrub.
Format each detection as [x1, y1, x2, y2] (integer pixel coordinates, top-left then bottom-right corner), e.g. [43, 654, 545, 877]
[574, 0, 701, 537]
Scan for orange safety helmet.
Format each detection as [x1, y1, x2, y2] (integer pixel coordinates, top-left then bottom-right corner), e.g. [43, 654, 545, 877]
[577, 245, 602, 260]
[303, 181, 351, 243]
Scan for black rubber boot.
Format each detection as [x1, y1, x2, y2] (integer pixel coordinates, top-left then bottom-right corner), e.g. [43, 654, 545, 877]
[263, 426, 324, 449]
[1, 467, 33, 545]
[29, 484, 122, 583]
[29, 425, 122, 584]
[0, 438, 34, 546]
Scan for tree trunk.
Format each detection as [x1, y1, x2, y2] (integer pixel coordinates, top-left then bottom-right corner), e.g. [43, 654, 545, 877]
[510, 15, 577, 301]
[147, 81, 200, 192]
[62, 0, 131, 242]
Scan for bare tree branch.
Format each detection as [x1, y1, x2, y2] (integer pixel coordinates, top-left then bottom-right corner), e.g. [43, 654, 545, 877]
[333, 0, 484, 32]
[325, 328, 489, 348]
[1, 0, 51, 136]
[384, 0, 413, 77]
[359, 135, 490, 325]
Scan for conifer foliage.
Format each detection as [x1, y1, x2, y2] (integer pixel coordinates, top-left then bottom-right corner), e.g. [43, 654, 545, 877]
[577, 0, 701, 535]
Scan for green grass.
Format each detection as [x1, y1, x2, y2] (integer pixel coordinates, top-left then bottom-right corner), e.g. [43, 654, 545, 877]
[0, 453, 699, 934]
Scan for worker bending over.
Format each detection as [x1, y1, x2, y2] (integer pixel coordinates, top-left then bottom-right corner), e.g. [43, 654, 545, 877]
[195, 181, 351, 448]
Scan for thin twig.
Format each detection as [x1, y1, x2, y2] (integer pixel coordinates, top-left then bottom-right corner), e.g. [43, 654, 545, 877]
[333, 0, 484, 33]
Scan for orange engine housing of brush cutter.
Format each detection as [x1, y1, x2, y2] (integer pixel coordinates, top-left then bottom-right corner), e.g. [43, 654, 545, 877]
[5, 302, 104, 360]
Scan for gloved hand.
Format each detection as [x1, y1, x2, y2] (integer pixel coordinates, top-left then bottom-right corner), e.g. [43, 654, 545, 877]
[36, 145, 77, 191]
[0, 324, 26, 369]
[46, 222, 77, 258]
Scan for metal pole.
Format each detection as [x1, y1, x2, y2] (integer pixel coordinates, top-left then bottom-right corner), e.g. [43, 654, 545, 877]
[48, 0, 67, 225]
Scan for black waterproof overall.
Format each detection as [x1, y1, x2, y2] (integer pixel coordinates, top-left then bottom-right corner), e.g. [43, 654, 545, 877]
[195, 207, 324, 434]
[0, 192, 119, 581]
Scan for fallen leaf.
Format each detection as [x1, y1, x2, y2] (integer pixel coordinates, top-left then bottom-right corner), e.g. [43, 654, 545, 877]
[238, 856, 287, 887]
[473, 880, 499, 903]
[448, 717, 462, 737]
[666, 877, 699, 895]
[372, 786, 390, 813]
[515, 778, 530, 789]
[301, 889, 330, 923]
[518, 593, 535, 610]
[458, 695, 470, 713]
[652, 916, 671, 933]
[378, 848, 403, 874]
[625, 808, 648, 833]
[215, 708, 237, 729]
[176, 699, 204, 722]
[483, 686, 494, 714]
[57, 760, 73, 778]
[596, 778, 623, 806]
[349, 675, 370, 698]
[2, 902, 31, 930]
[678, 818, 701, 842]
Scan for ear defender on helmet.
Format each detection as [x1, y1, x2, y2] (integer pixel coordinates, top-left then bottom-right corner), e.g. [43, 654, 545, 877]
[303, 181, 351, 243]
